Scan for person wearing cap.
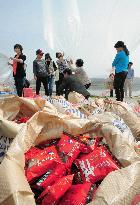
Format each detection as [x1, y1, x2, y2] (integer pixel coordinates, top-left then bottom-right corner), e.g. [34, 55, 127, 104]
[45, 53, 57, 96]
[33, 49, 49, 96]
[112, 41, 129, 101]
[9, 44, 26, 97]
[124, 62, 134, 98]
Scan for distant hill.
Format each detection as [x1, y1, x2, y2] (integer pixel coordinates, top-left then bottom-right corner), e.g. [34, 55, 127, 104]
[90, 77, 140, 89]
[30, 77, 140, 90]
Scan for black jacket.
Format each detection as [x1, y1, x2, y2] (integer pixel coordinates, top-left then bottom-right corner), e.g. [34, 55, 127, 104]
[58, 75, 90, 99]
[13, 54, 26, 78]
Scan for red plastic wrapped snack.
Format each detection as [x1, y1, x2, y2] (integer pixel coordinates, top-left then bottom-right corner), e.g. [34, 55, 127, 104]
[80, 136, 103, 154]
[17, 117, 30, 123]
[25, 147, 41, 162]
[75, 145, 120, 184]
[59, 182, 97, 205]
[26, 146, 63, 182]
[38, 175, 74, 205]
[35, 164, 67, 190]
[57, 134, 82, 167]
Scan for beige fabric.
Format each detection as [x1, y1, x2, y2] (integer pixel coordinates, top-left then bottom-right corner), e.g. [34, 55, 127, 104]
[0, 99, 140, 205]
[0, 118, 23, 139]
[68, 91, 85, 103]
[104, 100, 140, 139]
[0, 96, 47, 120]
[0, 98, 140, 205]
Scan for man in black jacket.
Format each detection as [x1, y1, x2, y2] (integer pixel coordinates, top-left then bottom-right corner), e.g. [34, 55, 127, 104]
[58, 68, 90, 99]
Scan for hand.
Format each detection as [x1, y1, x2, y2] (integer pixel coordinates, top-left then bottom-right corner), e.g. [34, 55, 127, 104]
[34, 75, 37, 80]
[9, 57, 14, 60]
[8, 62, 12, 66]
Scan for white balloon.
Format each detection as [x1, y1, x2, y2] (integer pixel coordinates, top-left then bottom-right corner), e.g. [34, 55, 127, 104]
[0, 53, 15, 90]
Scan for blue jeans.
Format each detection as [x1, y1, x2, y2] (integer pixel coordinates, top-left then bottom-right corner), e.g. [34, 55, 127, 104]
[48, 75, 54, 96]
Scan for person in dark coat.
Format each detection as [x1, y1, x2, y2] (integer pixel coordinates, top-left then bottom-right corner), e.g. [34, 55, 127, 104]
[10, 44, 26, 97]
[58, 68, 90, 99]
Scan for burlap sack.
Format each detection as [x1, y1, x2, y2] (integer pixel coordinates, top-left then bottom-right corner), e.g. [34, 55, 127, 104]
[0, 96, 47, 120]
[68, 91, 86, 103]
[0, 118, 23, 163]
[0, 103, 140, 205]
[104, 100, 140, 139]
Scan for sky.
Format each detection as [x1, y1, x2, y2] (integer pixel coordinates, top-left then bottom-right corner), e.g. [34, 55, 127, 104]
[0, 0, 140, 79]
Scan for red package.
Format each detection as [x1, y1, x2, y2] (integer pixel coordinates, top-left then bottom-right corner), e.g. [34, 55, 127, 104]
[26, 146, 63, 182]
[25, 147, 41, 162]
[57, 134, 82, 168]
[38, 175, 74, 205]
[80, 137, 103, 154]
[35, 164, 67, 190]
[75, 145, 120, 184]
[59, 182, 97, 205]
[17, 117, 30, 123]
[37, 139, 60, 149]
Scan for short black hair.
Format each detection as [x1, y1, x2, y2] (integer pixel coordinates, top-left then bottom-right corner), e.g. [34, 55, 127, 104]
[45, 53, 52, 60]
[63, 68, 72, 75]
[129, 62, 133, 65]
[76, 59, 84, 67]
[14, 44, 23, 52]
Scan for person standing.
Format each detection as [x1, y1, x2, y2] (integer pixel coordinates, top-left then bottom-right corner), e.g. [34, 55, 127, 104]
[45, 53, 57, 96]
[56, 53, 69, 85]
[112, 41, 129, 101]
[124, 62, 134, 98]
[33, 49, 49, 96]
[10, 44, 26, 97]
[74, 59, 91, 89]
[108, 73, 114, 97]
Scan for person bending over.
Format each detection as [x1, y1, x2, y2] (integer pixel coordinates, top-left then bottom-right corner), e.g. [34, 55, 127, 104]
[33, 49, 49, 96]
[58, 68, 90, 100]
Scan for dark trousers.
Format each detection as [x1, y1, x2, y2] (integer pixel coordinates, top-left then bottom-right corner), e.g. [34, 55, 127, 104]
[48, 75, 54, 96]
[55, 81, 59, 96]
[57, 73, 64, 96]
[36, 76, 49, 96]
[114, 71, 127, 101]
[110, 89, 113, 97]
[14, 77, 24, 97]
[59, 73, 64, 85]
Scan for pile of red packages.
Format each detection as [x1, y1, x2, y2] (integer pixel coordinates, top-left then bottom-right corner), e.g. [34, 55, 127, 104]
[25, 133, 121, 205]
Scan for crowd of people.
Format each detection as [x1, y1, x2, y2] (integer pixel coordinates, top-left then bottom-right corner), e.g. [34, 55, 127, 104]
[10, 41, 135, 101]
[9, 44, 91, 99]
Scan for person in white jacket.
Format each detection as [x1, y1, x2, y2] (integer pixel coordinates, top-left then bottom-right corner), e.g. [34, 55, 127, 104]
[74, 59, 91, 89]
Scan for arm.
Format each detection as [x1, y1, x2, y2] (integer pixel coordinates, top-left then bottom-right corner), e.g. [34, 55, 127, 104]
[53, 61, 57, 71]
[10, 55, 26, 63]
[33, 61, 37, 79]
[132, 69, 134, 81]
[112, 52, 121, 67]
